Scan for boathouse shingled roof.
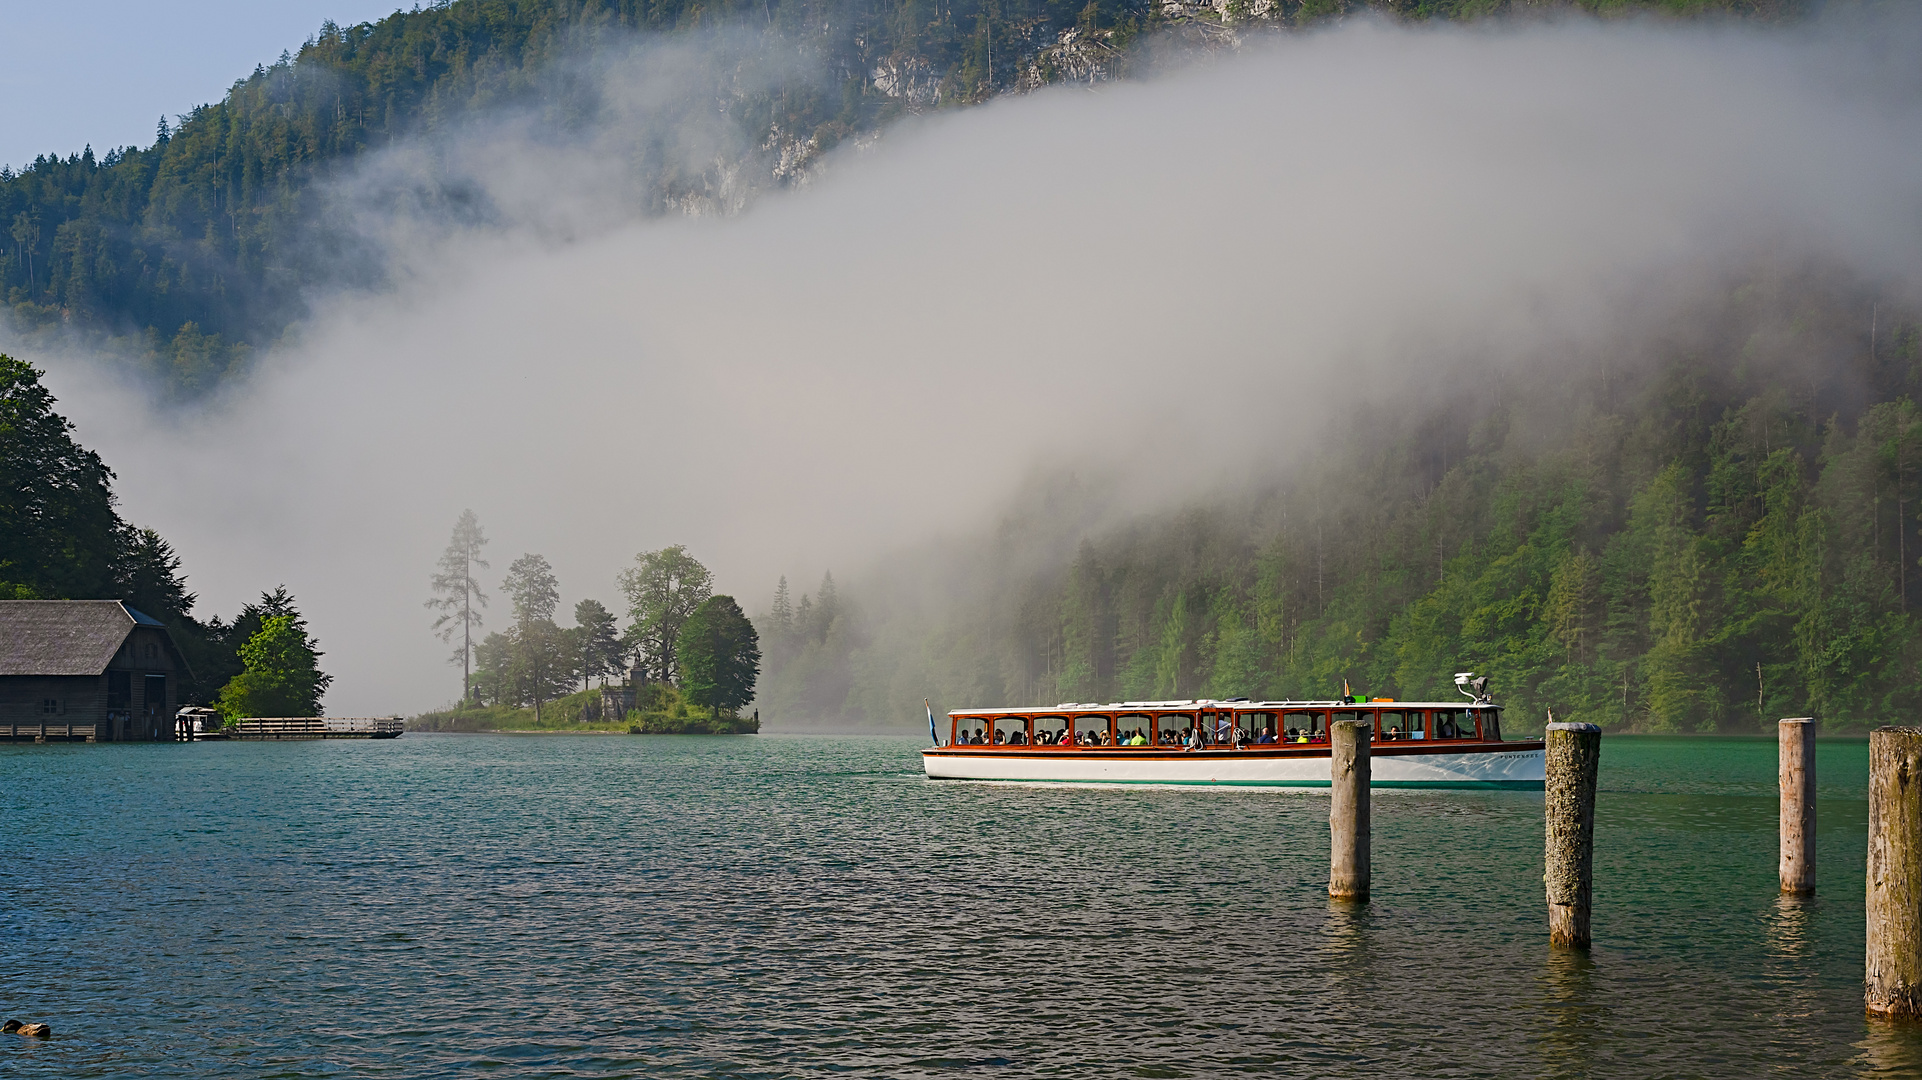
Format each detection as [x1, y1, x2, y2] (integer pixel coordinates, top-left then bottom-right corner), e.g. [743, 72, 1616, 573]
[0, 600, 162, 676]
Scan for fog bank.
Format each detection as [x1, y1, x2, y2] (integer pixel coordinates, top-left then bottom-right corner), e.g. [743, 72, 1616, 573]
[26, 13, 1922, 715]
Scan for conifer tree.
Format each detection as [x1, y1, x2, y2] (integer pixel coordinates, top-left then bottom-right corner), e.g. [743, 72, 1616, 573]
[574, 598, 624, 689]
[678, 595, 761, 720]
[772, 576, 793, 636]
[426, 509, 489, 705]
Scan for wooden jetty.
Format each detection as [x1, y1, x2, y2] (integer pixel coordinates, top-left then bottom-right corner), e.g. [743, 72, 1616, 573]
[229, 717, 404, 740]
[1, 720, 101, 743]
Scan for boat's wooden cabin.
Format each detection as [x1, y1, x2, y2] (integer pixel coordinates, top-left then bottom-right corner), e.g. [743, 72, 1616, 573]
[946, 700, 1503, 748]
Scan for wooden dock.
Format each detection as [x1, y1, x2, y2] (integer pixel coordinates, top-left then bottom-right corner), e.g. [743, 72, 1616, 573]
[1, 721, 99, 743]
[3, 717, 404, 742]
[229, 717, 404, 740]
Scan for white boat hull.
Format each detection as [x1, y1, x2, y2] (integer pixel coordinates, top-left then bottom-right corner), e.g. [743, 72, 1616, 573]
[921, 743, 1545, 788]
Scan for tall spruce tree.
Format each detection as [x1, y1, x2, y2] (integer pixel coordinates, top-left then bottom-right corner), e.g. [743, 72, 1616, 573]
[427, 509, 489, 705]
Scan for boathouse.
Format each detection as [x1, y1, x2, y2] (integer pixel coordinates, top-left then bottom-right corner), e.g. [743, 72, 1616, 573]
[0, 600, 189, 742]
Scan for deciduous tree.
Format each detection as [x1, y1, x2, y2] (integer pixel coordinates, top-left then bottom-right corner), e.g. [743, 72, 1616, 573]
[502, 553, 561, 719]
[618, 545, 712, 684]
[215, 610, 332, 719]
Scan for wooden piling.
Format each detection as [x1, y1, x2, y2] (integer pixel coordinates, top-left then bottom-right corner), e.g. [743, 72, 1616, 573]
[1867, 727, 1922, 1017]
[1329, 718, 1371, 903]
[1779, 718, 1816, 896]
[1545, 721, 1601, 949]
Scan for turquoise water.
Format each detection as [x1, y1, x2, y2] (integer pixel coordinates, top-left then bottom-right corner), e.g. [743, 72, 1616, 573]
[1, 733, 1916, 1077]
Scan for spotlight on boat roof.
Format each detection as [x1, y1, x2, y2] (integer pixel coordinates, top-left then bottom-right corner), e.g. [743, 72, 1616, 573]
[1455, 672, 1490, 702]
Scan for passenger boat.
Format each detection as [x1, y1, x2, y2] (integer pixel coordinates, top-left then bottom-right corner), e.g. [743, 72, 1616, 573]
[921, 676, 1544, 789]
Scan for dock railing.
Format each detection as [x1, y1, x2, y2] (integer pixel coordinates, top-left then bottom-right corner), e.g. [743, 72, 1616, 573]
[1, 721, 99, 742]
[230, 717, 404, 739]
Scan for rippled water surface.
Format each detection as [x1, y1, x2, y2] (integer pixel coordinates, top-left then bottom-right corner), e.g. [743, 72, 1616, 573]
[2, 732, 1918, 1077]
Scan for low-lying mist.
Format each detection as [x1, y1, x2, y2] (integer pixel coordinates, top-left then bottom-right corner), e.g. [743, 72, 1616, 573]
[21, 11, 1922, 716]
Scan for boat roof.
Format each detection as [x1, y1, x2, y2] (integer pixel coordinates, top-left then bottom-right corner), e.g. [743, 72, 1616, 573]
[948, 699, 1500, 716]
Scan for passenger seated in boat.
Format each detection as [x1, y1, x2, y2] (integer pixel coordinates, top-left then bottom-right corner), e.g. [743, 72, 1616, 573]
[1128, 730, 1147, 746]
[1257, 727, 1276, 744]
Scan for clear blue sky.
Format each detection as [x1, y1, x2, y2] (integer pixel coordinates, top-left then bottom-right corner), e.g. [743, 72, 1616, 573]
[1, 1, 408, 171]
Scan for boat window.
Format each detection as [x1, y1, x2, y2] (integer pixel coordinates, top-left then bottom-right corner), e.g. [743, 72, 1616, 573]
[1114, 714, 1153, 746]
[1155, 714, 1195, 746]
[1032, 715, 1070, 746]
[1200, 711, 1235, 745]
[1479, 708, 1502, 741]
[1072, 715, 1114, 746]
[1378, 710, 1423, 741]
[955, 718, 989, 745]
[1431, 710, 1479, 740]
[1280, 711, 1326, 743]
[1239, 711, 1280, 744]
[1330, 710, 1371, 738]
[992, 717, 1031, 745]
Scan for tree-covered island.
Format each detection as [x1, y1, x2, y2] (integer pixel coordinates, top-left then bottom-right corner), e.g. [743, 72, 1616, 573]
[412, 527, 761, 734]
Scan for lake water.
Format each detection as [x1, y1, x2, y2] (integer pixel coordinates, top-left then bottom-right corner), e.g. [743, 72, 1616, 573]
[2, 733, 1919, 1077]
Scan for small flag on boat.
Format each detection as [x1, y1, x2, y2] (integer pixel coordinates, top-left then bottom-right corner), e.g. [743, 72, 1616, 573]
[927, 699, 937, 746]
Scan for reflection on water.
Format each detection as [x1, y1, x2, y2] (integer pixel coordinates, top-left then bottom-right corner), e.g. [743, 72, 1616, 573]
[1768, 892, 1817, 961]
[1855, 1016, 1922, 1076]
[0, 733, 1917, 1078]
[1319, 897, 1376, 1013]
[1538, 948, 1600, 1079]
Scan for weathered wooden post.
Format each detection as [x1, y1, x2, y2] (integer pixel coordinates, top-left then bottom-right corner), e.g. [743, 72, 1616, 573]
[1545, 721, 1601, 948]
[1779, 718, 1816, 896]
[1867, 727, 1922, 1017]
[1329, 718, 1371, 903]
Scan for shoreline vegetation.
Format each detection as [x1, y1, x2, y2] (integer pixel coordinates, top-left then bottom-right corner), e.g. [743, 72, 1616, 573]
[408, 686, 758, 735]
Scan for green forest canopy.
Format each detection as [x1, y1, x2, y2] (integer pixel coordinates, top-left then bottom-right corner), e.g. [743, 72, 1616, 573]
[0, 352, 319, 706]
[2, 0, 1805, 396]
[755, 268, 1922, 735]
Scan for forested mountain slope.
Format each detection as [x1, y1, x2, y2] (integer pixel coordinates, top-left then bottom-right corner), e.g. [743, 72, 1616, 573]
[3, 0, 1799, 395]
[757, 268, 1922, 734]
